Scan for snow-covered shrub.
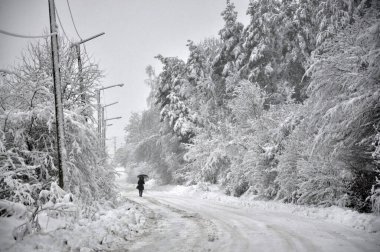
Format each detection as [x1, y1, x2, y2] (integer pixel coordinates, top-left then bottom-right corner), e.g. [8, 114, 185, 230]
[0, 182, 76, 242]
[247, 149, 279, 198]
[234, 102, 298, 199]
[296, 156, 352, 207]
[64, 109, 116, 202]
[0, 200, 28, 219]
[202, 150, 230, 184]
[370, 127, 380, 214]
[222, 168, 249, 197]
[369, 177, 380, 215]
[183, 127, 231, 185]
[275, 121, 308, 203]
[0, 200, 31, 241]
[373, 130, 380, 164]
[0, 106, 54, 206]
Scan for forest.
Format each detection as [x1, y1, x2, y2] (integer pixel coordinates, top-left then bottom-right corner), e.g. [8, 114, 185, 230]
[115, 0, 380, 214]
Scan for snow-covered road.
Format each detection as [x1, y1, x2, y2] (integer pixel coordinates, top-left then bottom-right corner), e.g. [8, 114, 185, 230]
[124, 189, 380, 252]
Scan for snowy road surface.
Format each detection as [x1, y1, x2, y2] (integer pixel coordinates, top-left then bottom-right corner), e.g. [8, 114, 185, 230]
[124, 189, 380, 252]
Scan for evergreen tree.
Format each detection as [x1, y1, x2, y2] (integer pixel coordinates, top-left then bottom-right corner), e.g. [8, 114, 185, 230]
[211, 0, 244, 105]
[154, 55, 196, 143]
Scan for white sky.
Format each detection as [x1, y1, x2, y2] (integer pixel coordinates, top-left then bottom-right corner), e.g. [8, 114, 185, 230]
[0, 0, 250, 152]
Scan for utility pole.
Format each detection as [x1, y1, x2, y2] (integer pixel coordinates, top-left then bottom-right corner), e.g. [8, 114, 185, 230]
[48, 0, 66, 189]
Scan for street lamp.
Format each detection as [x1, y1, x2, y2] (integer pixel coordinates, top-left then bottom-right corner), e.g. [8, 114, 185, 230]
[96, 84, 124, 140]
[101, 102, 119, 152]
[105, 117, 122, 121]
[103, 101, 118, 108]
[70, 32, 105, 114]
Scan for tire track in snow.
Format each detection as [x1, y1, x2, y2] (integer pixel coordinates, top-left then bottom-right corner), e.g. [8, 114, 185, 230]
[125, 195, 214, 252]
[144, 197, 219, 243]
[155, 196, 252, 252]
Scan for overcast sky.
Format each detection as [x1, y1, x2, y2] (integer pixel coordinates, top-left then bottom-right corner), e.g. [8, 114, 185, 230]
[0, 0, 250, 152]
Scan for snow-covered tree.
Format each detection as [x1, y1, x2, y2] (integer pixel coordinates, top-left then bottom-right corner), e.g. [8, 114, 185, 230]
[0, 37, 113, 208]
[276, 7, 380, 211]
[154, 55, 198, 143]
[212, 0, 244, 78]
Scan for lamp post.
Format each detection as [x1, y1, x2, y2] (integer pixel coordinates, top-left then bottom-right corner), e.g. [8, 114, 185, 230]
[96, 84, 124, 142]
[103, 116, 122, 155]
[71, 32, 105, 108]
[101, 102, 119, 153]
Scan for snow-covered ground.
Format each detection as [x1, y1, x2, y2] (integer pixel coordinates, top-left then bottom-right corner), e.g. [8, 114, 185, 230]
[124, 183, 380, 252]
[1, 168, 380, 251]
[160, 183, 380, 233]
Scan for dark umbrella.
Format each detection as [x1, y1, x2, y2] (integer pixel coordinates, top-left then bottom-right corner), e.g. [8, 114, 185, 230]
[137, 174, 149, 179]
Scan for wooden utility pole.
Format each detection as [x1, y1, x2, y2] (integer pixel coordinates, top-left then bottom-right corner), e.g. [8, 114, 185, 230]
[48, 0, 66, 189]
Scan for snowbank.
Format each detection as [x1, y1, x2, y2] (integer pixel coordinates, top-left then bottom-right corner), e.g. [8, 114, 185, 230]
[164, 183, 380, 233]
[0, 197, 149, 252]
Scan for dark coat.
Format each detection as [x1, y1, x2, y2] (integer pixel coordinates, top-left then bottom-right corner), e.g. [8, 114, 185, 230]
[137, 179, 144, 190]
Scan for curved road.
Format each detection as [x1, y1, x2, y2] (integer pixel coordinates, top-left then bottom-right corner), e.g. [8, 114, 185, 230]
[124, 189, 380, 252]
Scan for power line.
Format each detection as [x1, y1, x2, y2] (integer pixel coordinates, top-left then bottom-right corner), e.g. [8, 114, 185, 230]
[65, 0, 92, 64]
[55, 5, 71, 43]
[66, 0, 82, 40]
[0, 28, 56, 39]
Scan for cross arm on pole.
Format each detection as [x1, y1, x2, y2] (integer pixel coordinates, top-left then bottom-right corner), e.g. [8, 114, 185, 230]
[105, 116, 122, 122]
[103, 101, 118, 108]
[98, 83, 124, 91]
[71, 32, 105, 47]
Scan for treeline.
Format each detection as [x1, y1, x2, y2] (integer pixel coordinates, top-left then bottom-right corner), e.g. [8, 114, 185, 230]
[117, 0, 380, 213]
[0, 38, 115, 208]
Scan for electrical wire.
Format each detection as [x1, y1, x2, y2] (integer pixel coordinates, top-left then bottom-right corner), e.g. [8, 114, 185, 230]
[66, 0, 82, 40]
[55, 5, 71, 43]
[55, 4, 78, 63]
[65, 0, 92, 64]
[0, 28, 56, 39]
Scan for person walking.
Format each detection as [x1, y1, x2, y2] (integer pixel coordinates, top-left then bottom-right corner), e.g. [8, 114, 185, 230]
[137, 176, 145, 197]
